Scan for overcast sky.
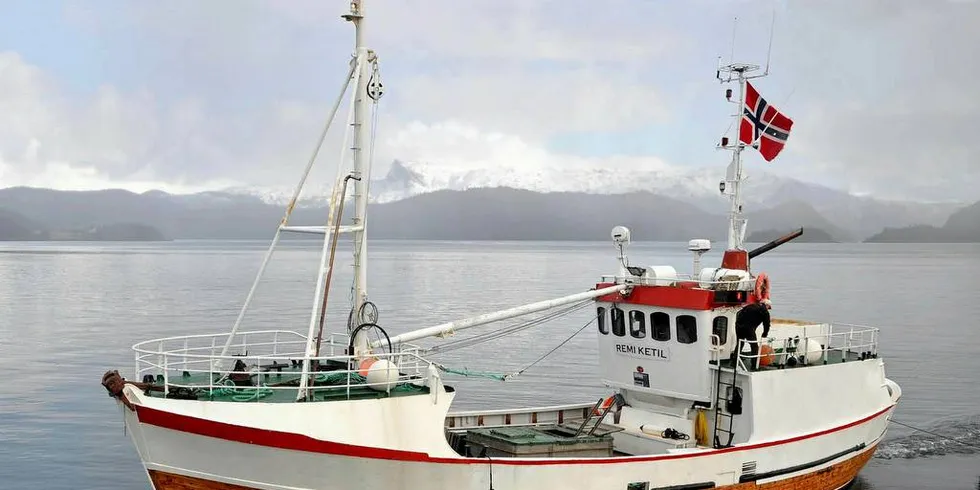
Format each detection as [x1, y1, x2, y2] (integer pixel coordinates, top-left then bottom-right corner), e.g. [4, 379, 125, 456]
[0, 0, 977, 201]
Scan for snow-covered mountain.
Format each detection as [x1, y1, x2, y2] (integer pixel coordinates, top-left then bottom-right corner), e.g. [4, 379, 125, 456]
[219, 159, 962, 239]
[222, 159, 782, 209]
[368, 160, 783, 209]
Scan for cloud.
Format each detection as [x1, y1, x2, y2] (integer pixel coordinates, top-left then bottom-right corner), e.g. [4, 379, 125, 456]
[0, 0, 977, 203]
[770, 0, 980, 201]
[0, 50, 343, 191]
[382, 120, 673, 174]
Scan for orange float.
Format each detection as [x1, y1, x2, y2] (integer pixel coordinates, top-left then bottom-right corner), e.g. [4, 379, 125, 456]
[759, 344, 775, 367]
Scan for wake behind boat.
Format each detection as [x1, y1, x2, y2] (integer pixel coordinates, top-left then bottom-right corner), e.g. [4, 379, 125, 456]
[101, 2, 901, 489]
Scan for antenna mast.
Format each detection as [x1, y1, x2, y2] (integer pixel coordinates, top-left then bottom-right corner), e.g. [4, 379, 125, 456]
[716, 15, 772, 259]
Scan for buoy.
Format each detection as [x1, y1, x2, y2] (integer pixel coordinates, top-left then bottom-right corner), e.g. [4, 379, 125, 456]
[365, 359, 399, 392]
[754, 272, 771, 302]
[802, 338, 823, 364]
[759, 344, 775, 367]
[358, 357, 377, 376]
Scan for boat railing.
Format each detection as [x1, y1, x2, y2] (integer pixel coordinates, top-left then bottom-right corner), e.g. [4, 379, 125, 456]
[734, 323, 879, 372]
[131, 330, 430, 401]
[599, 273, 755, 290]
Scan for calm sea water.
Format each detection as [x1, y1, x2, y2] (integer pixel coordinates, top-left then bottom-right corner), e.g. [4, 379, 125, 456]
[0, 240, 978, 489]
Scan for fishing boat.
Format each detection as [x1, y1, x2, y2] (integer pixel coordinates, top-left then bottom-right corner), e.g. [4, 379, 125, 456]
[101, 2, 901, 489]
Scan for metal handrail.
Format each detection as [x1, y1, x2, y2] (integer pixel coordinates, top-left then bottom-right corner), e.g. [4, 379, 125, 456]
[733, 323, 880, 371]
[131, 330, 430, 401]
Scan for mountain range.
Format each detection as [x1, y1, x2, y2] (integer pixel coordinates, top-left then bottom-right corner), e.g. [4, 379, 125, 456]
[865, 200, 980, 242]
[0, 183, 976, 242]
[225, 160, 964, 241]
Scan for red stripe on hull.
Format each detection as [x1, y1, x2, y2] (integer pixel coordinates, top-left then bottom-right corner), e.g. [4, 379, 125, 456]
[144, 444, 876, 490]
[595, 283, 715, 310]
[134, 403, 893, 467]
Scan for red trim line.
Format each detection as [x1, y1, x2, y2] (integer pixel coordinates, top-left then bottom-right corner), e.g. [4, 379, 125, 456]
[135, 403, 894, 466]
[595, 283, 715, 311]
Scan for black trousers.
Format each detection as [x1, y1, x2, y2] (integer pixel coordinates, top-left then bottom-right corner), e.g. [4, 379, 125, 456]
[734, 324, 758, 369]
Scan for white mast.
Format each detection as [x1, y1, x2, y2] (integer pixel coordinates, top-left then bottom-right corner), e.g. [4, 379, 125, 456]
[717, 14, 775, 253]
[717, 62, 766, 252]
[296, 0, 379, 398]
[349, 0, 374, 358]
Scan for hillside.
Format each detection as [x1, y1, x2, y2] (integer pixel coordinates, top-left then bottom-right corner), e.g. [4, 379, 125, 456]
[229, 159, 960, 240]
[0, 203, 168, 241]
[0, 208, 44, 240]
[865, 200, 980, 243]
[0, 186, 868, 242]
[747, 227, 836, 244]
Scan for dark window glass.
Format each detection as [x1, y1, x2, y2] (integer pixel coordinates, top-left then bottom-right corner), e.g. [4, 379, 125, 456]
[677, 315, 698, 344]
[611, 308, 626, 337]
[712, 316, 728, 345]
[597, 307, 608, 335]
[629, 310, 646, 339]
[651, 312, 671, 341]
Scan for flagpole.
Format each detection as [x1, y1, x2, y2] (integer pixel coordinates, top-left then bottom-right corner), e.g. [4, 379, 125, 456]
[716, 61, 764, 256]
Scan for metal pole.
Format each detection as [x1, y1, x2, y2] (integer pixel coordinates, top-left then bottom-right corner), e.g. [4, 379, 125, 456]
[297, 60, 363, 400]
[315, 175, 361, 357]
[216, 60, 357, 361]
[379, 284, 628, 347]
[727, 71, 747, 251]
[349, 0, 373, 359]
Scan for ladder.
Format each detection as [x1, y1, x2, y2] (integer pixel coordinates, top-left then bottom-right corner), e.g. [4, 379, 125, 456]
[574, 394, 622, 437]
[712, 359, 739, 448]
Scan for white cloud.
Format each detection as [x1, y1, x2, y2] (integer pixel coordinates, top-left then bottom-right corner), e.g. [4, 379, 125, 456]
[382, 120, 673, 173]
[391, 68, 668, 142]
[1, 0, 978, 203]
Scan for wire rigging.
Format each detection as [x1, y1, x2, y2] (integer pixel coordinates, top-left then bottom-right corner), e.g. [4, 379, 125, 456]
[423, 300, 593, 355]
[431, 301, 598, 381]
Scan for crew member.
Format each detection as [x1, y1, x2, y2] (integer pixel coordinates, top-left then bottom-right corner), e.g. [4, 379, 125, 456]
[734, 298, 771, 370]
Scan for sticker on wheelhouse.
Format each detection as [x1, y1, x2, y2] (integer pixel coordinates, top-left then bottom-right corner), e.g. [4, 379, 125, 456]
[633, 366, 650, 387]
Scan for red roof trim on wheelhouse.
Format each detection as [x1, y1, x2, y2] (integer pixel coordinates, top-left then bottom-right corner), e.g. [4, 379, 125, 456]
[595, 283, 715, 311]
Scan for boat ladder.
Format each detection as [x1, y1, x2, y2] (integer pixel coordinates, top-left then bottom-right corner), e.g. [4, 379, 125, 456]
[712, 359, 739, 448]
[574, 394, 622, 437]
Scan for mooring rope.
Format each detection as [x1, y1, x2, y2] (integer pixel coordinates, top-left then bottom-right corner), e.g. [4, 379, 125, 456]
[889, 419, 980, 450]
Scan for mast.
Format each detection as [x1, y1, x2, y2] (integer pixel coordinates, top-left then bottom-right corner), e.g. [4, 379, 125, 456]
[296, 0, 379, 399]
[349, 0, 373, 358]
[716, 14, 776, 269]
[716, 61, 766, 268]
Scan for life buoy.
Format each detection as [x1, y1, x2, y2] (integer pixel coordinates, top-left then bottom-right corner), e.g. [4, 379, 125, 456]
[754, 272, 771, 302]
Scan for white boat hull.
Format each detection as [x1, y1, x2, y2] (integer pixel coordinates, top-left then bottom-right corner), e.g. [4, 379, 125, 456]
[119, 385, 894, 490]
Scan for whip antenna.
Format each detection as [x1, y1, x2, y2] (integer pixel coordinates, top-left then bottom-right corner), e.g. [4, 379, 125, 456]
[764, 8, 776, 75]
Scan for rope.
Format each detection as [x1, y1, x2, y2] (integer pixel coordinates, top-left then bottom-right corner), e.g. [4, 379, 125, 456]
[434, 364, 509, 381]
[425, 300, 592, 355]
[890, 419, 980, 450]
[210, 379, 274, 402]
[510, 314, 596, 378]
[432, 305, 598, 382]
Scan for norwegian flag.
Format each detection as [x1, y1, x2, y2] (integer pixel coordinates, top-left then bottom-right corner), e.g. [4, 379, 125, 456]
[739, 81, 793, 162]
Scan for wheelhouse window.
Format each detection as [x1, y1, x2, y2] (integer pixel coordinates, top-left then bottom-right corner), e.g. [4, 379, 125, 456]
[597, 307, 608, 335]
[712, 316, 728, 346]
[610, 307, 626, 337]
[629, 310, 646, 339]
[677, 315, 698, 344]
[651, 312, 671, 341]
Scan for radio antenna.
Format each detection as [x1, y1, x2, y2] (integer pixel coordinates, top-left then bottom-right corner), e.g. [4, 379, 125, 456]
[763, 8, 776, 75]
[729, 16, 738, 66]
